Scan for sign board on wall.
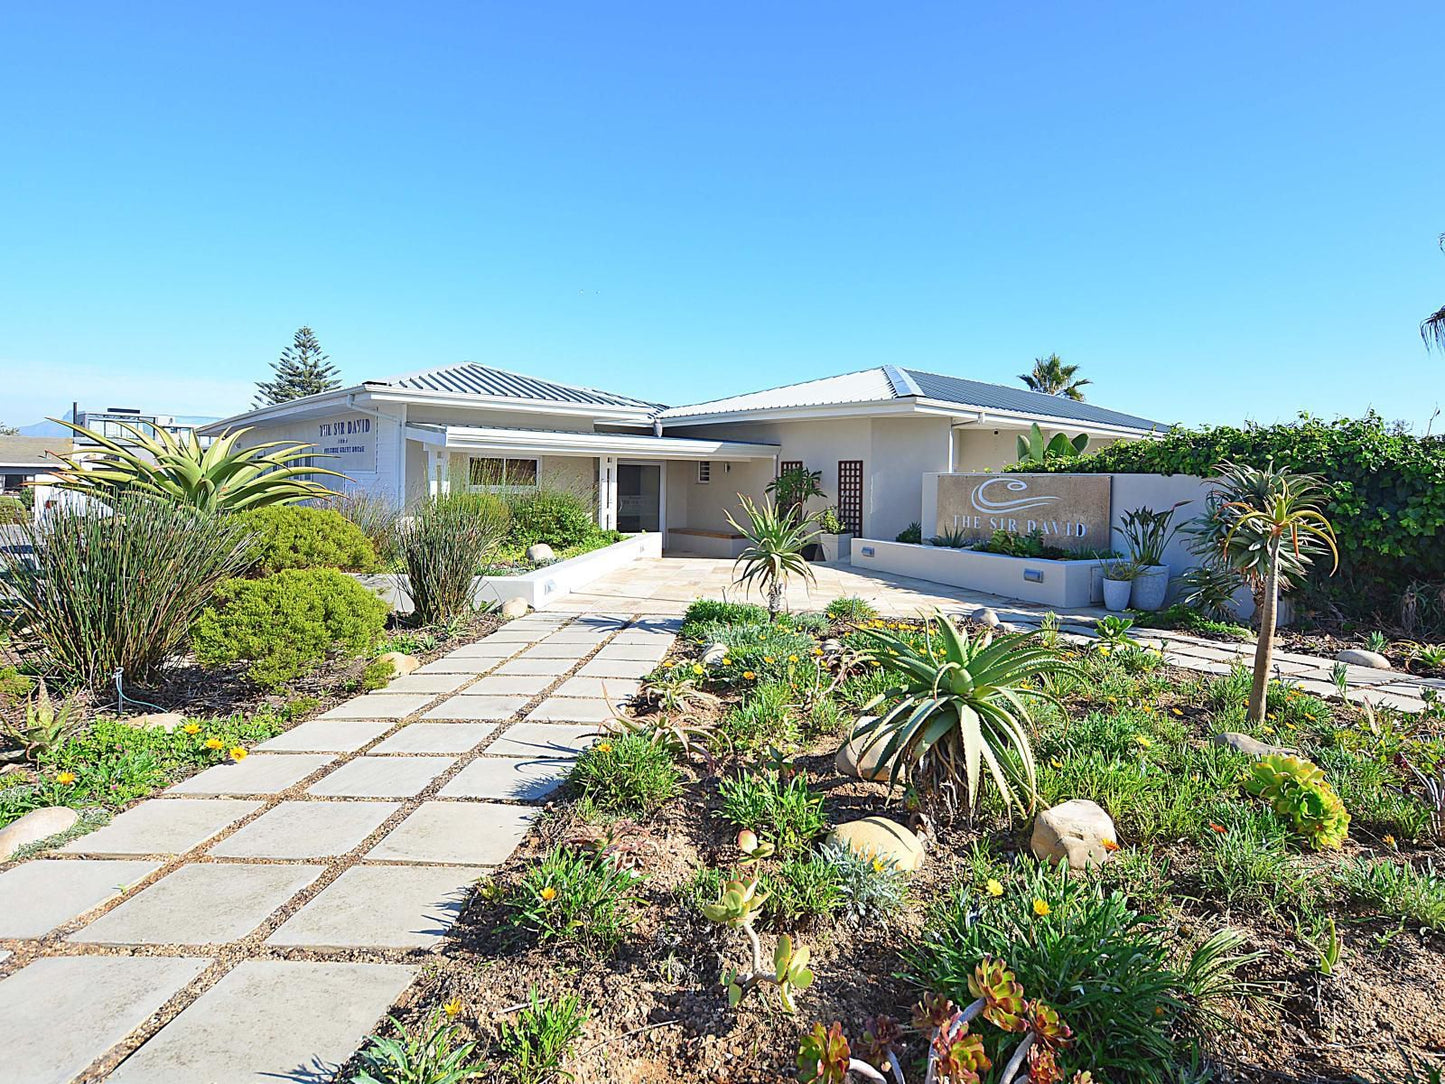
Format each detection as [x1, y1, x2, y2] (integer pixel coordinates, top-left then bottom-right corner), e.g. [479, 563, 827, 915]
[934, 473, 1111, 552]
[316, 414, 376, 473]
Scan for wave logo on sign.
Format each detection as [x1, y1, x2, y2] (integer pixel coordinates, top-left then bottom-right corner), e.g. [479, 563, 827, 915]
[969, 477, 1060, 515]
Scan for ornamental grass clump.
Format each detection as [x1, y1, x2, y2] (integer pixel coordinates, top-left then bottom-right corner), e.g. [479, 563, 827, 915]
[568, 733, 680, 814]
[2, 493, 258, 688]
[395, 492, 508, 625]
[717, 769, 828, 856]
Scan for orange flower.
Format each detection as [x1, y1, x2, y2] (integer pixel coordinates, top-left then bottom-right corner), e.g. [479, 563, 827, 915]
[1208, 822, 1228, 834]
[1101, 838, 1120, 852]
[539, 885, 558, 902]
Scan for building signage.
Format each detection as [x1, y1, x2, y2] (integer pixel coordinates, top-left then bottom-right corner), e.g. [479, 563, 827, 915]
[934, 473, 1111, 552]
[316, 414, 376, 473]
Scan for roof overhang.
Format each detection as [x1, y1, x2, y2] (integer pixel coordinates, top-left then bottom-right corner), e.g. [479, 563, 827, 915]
[363, 382, 656, 423]
[406, 425, 779, 460]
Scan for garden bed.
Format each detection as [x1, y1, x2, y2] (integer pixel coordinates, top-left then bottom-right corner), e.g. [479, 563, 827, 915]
[358, 601, 1445, 1083]
[849, 538, 1100, 608]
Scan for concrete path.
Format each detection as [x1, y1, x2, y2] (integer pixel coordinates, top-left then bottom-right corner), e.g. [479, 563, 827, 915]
[0, 609, 676, 1084]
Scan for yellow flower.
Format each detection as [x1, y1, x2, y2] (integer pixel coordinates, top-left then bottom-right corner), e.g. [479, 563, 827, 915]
[1032, 898, 1051, 917]
[1101, 838, 1121, 852]
[1098, 645, 1111, 655]
[182, 722, 201, 735]
[985, 878, 1004, 897]
[871, 856, 886, 874]
[539, 885, 557, 902]
[788, 654, 799, 663]
[228, 747, 248, 763]
[1134, 735, 1153, 749]
[1383, 834, 1397, 848]
[204, 737, 224, 750]
[1050, 758, 1063, 769]
[722, 656, 731, 665]
[691, 663, 704, 675]
[56, 770, 77, 785]
[596, 741, 613, 753]
[1170, 708, 1183, 717]
[763, 656, 774, 664]
[812, 648, 824, 656]
[443, 998, 463, 1018]
[743, 670, 756, 680]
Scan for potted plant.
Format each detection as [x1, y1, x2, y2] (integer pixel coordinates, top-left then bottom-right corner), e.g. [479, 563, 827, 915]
[1118, 501, 1189, 611]
[1100, 559, 1140, 611]
[815, 506, 853, 563]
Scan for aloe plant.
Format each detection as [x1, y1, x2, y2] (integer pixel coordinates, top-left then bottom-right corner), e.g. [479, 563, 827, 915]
[46, 419, 345, 511]
[853, 612, 1075, 817]
[0, 680, 84, 765]
[725, 495, 819, 618]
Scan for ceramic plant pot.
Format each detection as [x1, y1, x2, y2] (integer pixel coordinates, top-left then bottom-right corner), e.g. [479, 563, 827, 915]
[1102, 577, 1133, 611]
[1130, 565, 1170, 611]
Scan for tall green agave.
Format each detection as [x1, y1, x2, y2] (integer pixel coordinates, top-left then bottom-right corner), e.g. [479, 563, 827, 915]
[853, 612, 1076, 816]
[725, 494, 819, 618]
[47, 419, 346, 511]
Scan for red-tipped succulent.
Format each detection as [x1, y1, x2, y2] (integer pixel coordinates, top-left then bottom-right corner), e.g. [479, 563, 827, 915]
[911, 992, 957, 1032]
[1027, 1042, 1064, 1084]
[929, 1016, 991, 1084]
[862, 1014, 903, 1068]
[1027, 1000, 1074, 1050]
[967, 956, 1027, 1033]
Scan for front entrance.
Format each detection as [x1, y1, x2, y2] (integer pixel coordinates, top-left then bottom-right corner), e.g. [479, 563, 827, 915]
[617, 463, 662, 533]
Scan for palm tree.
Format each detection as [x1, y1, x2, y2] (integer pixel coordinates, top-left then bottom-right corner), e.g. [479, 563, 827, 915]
[1423, 233, 1445, 352]
[1019, 354, 1091, 401]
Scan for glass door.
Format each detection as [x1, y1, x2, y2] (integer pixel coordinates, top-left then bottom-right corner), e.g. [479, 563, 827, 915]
[617, 463, 661, 533]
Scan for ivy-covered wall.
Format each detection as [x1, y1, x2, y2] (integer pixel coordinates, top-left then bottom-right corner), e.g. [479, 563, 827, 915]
[1018, 413, 1445, 624]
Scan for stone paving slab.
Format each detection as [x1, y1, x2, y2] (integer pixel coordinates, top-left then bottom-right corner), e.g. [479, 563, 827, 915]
[62, 799, 262, 856]
[520, 641, 598, 659]
[524, 698, 618, 724]
[577, 657, 658, 679]
[71, 862, 325, 945]
[108, 960, 419, 1084]
[465, 673, 554, 696]
[267, 864, 484, 949]
[593, 642, 672, 662]
[371, 722, 497, 754]
[367, 801, 536, 864]
[256, 719, 394, 753]
[487, 721, 599, 757]
[0, 955, 211, 1084]
[0, 859, 163, 938]
[414, 655, 502, 674]
[169, 753, 338, 796]
[423, 693, 531, 720]
[448, 639, 524, 658]
[306, 755, 455, 798]
[493, 656, 576, 676]
[481, 627, 552, 643]
[438, 757, 571, 801]
[569, 615, 630, 630]
[553, 676, 641, 700]
[382, 671, 476, 694]
[209, 801, 399, 859]
[317, 693, 435, 720]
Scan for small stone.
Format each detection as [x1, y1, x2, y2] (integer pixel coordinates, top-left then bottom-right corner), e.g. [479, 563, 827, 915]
[1335, 648, 1391, 670]
[833, 723, 896, 783]
[0, 806, 80, 859]
[1031, 799, 1117, 871]
[826, 816, 924, 872]
[525, 543, 556, 564]
[822, 638, 843, 655]
[701, 642, 728, 666]
[1212, 732, 1288, 758]
[500, 597, 530, 619]
[974, 607, 1000, 627]
[375, 651, 420, 677]
[125, 712, 185, 732]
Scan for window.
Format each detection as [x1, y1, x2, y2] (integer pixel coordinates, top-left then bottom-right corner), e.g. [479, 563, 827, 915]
[697, 461, 712, 484]
[468, 456, 539, 492]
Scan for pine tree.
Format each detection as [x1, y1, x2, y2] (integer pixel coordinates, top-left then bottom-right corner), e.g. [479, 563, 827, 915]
[255, 326, 341, 405]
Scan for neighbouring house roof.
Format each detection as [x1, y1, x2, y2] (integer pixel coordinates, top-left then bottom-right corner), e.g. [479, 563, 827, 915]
[657, 366, 1164, 433]
[371, 362, 662, 411]
[0, 435, 72, 470]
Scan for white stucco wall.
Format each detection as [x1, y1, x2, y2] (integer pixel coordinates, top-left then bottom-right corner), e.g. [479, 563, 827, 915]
[227, 407, 409, 505]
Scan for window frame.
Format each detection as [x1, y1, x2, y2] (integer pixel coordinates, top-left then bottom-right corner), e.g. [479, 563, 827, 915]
[696, 460, 712, 484]
[467, 456, 540, 494]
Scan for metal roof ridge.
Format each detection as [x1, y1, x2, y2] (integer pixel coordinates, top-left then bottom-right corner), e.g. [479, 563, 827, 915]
[880, 364, 922, 398]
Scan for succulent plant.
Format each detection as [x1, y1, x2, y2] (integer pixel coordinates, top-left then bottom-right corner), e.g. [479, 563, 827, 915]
[1026, 1042, 1063, 1084]
[797, 1022, 852, 1084]
[929, 1015, 991, 1084]
[773, 933, 816, 1013]
[0, 680, 84, 765]
[911, 993, 958, 1032]
[700, 876, 768, 928]
[1027, 1001, 1074, 1050]
[1244, 753, 1351, 850]
[861, 1014, 903, 1069]
[967, 956, 1027, 1033]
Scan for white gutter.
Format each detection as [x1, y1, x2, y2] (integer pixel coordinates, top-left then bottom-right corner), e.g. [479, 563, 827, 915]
[412, 424, 779, 460]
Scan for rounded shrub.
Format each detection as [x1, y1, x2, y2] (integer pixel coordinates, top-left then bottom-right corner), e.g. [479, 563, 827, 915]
[569, 733, 680, 814]
[505, 489, 597, 549]
[0, 494, 26, 524]
[240, 505, 379, 575]
[191, 568, 391, 688]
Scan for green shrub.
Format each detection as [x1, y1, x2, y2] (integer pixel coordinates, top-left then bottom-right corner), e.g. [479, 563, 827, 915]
[191, 568, 390, 688]
[241, 505, 379, 574]
[824, 596, 877, 623]
[396, 493, 507, 625]
[504, 489, 596, 549]
[681, 598, 768, 637]
[568, 733, 679, 814]
[814, 840, 909, 926]
[508, 846, 643, 957]
[895, 522, 922, 544]
[353, 1009, 486, 1084]
[497, 987, 589, 1084]
[1336, 857, 1445, 932]
[760, 853, 842, 928]
[360, 656, 395, 691]
[3, 493, 258, 688]
[716, 771, 827, 855]
[0, 494, 25, 524]
[718, 682, 799, 751]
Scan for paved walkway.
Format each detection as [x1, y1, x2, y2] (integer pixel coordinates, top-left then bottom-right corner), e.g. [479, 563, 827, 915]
[0, 609, 677, 1084]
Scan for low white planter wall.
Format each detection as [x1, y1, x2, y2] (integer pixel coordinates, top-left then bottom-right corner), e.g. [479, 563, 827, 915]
[358, 532, 663, 614]
[849, 538, 1097, 609]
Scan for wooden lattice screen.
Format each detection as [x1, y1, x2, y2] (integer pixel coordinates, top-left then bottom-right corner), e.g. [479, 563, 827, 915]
[779, 460, 803, 476]
[837, 460, 863, 535]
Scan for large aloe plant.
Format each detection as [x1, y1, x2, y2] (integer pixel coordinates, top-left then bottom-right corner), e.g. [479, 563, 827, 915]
[725, 494, 819, 618]
[46, 419, 345, 512]
[853, 612, 1075, 817]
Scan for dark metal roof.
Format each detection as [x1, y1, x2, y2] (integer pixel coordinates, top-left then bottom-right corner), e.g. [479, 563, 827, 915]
[902, 368, 1164, 431]
[375, 363, 662, 411]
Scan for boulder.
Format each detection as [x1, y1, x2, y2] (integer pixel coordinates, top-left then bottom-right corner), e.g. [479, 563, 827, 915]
[974, 607, 1000, 628]
[500, 597, 531, 619]
[375, 651, 420, 677]
[1213, 731, 1288, 758]
[1031, 799, 1117, 871]
[0, 806, 79, 860]
[827, 817, 924, 872]
[125, 712, 185, 732]
[526, 543, 557, 565]
[834, 723, 897, 783]
[1335, 648, 1391, 670]
[822, 638, 844, 656]
[701, 642, 728, 667]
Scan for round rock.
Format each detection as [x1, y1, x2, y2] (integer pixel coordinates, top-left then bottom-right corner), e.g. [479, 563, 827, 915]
[1213, 731, 1288, 758]
[375, 651, 420, 677]
[0, 806, 80, 860]
[827, 816, 924, 872]
[525, 543, 557, 565]
[500, 597, 531, 619]
[1335, 648, 1391, 670]
[701, 642, 728, 667]
[124, 712, 185, 732]
[1030, 799, 1117, 871]
[974, 607, 1000, 627]
[833, 723, 897, 783]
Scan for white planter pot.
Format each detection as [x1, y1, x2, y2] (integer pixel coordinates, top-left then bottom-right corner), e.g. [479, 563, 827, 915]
[1130, 565, 1170, 611]
[1102, 578, 1133, 611]
[818, 533, 854, 563]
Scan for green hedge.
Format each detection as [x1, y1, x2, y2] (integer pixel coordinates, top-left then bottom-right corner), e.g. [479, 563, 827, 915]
[1020, 413, 1445, 620]
[240, 506, 380, 575]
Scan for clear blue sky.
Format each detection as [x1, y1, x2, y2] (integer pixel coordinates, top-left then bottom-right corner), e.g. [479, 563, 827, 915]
[2, 2, 1442, 430]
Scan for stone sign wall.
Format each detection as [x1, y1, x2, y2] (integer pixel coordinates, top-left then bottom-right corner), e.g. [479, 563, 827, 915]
[933, 473, 1112, 552]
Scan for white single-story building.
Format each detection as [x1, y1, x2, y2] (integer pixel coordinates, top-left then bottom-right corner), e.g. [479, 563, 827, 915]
[201, 362, 1163, 553]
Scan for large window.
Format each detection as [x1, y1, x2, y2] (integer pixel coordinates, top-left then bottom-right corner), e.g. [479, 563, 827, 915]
[468, 456, 539, 492]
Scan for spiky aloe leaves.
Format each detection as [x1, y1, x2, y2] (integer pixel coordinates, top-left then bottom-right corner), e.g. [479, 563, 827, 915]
[797, 1021, 851, 1084]
[1245, 753, 1351, 849]
[774, 933, 816, 1013]
[967, 956, 1027, 1033]
[700, 876, 767, 927]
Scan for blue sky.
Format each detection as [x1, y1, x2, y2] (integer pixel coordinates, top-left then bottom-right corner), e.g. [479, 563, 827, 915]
[2, 2, 1442, 430]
